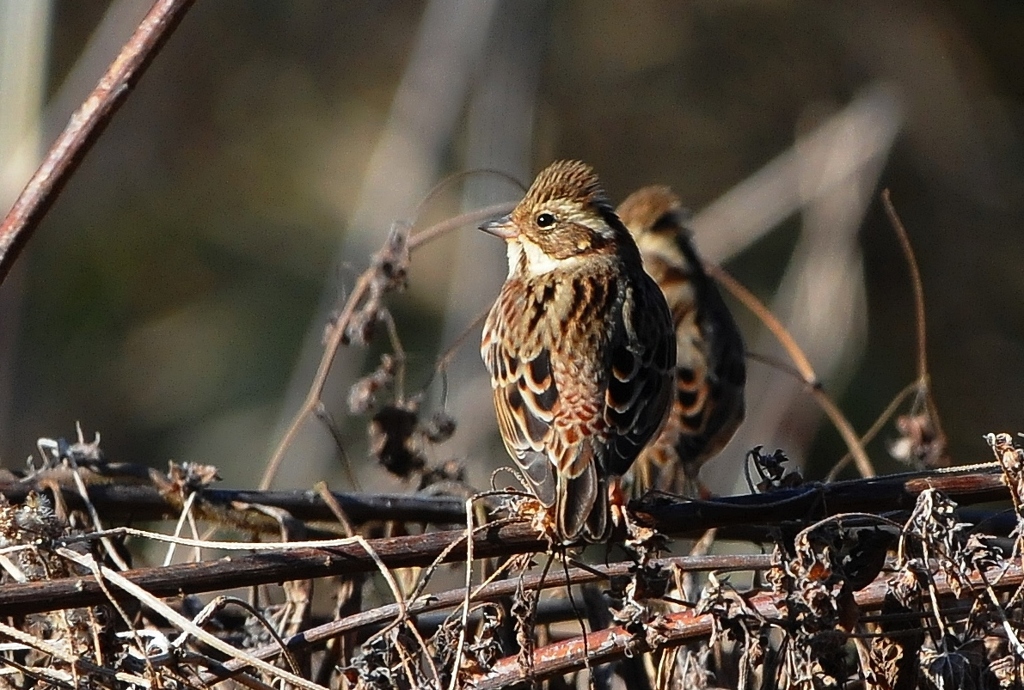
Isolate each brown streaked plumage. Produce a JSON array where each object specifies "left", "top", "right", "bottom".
[
  {"left": 480, "top": 161, "right": 676, "bottom": 543},
  {"left": 617, "top": 185, "right": 746, "bottom": 497}
]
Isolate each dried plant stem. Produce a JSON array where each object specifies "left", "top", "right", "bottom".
[
  {"left": 0, "top": 0, "right": 195, "bottom": 286},
  {"left": 57, "top": 548, "right": 327, "bottom": 690},
  {"left": 259, "top": 202, "right": 515, "bottom": 490},
  {"left": 826, "top": 380, "right": 919, "bottom": 481},
  {"left": 196, "top": 596, "right": 305, "bottom": 677},
  {"left": 259, "top": 267, "right": 374, "bottom": 490},
  {"left": 811, "top": 393, "right": 875, "bottom": 477},
  {"left": 314, "top": 481, "right": 355, "bottom": 536},
  {"left": 0, "top": 618, "right": 150, "bottom": 686},
  {"left": 445, "top": 497, "right": 478, "bottom": 690},
  {"left": 408, "top": 202, "right": 515, "bottom": 252},
  {"left": 882, "top": 189, "right": 948, "bottom": 464},
  {"left": 0, "top": 471, "right": 466, "bottom": 527},
  {"left": 433, "top": 305, "right": 491, "bottom": 377},
  {"left": 472, "top": 559, "right": 1024, "bottom": 687},
  {"left": 202, "top": 552, "right": 773, "bottom": 684},
  {"left": 61, "top": 446, "right": 131, "bottom": 571},
  {"left": 163, "top": 490, "right": 198, "bottom": 565},
  {"left": 882, "top": 191, "right": 927, "bottom": 389},
  {"left": 1, "top": 464, "right": 1008, "bottom": 618},
  {"left": 707, "top": 263, "right": 876, "bottom": 478}
]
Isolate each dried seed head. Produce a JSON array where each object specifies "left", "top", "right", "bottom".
[
  {"left": 748, "top": 446, "right": 802, "bottom": 492},
  {"left": 423, "top": 411, "right": 457, "bottom": 443},
  {"left": 16, "top": 492, "right": 62, "bottom": 541},
  {"left": 889, "top": 412, "right": 946, "bottom": 467},
  {"left": 369, "top": 404, "right": 425, "bottom": 478},
  {"left": 348, "top": 354, "right": 398, "bottom": 414},
  {"left": 165, "top": 461, "right": 221, "bottom": 496}
]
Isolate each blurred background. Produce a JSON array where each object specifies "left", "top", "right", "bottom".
[{"left": 1, "top": 1, "right": 1022, "bottom": 497}]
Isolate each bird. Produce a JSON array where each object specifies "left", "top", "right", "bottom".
[
  {"left": 480, "top": 160, "right": 676, "bottom": 543},
  {"left": 616, "top": 185, "right": 746, "bottom": 497}
]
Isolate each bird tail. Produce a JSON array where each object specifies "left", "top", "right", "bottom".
[{"left": 557, "top": 445, "right": 610, "bottom": 543}]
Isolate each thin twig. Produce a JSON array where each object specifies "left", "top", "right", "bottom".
[
  {"left": 707, "top": 262, "right": 876, "bottom": 478},
  {"left": 259, "top": 267, "right": 375, "bottom": 490},
  {"left": 64, "top": 462, "right": 130, "bottom": 571},
  {"left": 56, "top": 548, "right": 327, "bottom": 690},
  {"left": 471, "top": 559, "right": 1024, "bottom": 687},
  {"left": 411, "top": 170, "right": 523, "bottom": 225},
  {"left": 407, "top": 201, "right": 515, "bottom": 251},
  {"left": 313, "top": 403, "right": 360, "bottom": 490},
  {"left": 162, "top": 490, "right": 197, "bottom": 565},
  {"left": 881, "top": 191, "right": 927, "bottom": 393},
  {"left": 432, "top": 305, "right": 491, "bottom": 381},
  {"left": 825, "top": 380, "right": 919, "bottom": 481},
  {"left": 186, "top": 596, "right": 304, "bottom": 678},
  {"left": 0, "top": 619, "right": 151, "bottom": 687},
  {"left": 881, "top": 189, "right": 948, "bottom": 465},
  {"left": 0, "top": 0, "right": 195, "bottom": 286},
  {"left": 446, "top": 495, "right": 480, "bottom": 690},
  {"left": 201, "top": 552, "right": 773, "bottom": 684},
  {"left": 313, "top": 481, "right": 355, "bottom": 537}
]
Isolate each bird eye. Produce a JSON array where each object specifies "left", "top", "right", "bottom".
[{"left": 536, "top": 212, "right": 556, "bottom": 228}]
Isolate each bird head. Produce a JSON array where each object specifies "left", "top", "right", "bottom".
[
  {"left": 617, "top": 185, "right": 700, "bottom": 277},
  {"left": 480, "top": 160, "right": 636, "bottom": 277}
]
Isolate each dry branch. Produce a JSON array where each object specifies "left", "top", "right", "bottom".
[
  {"left": 708, "top": 263, "right": 876, "bottom": 478},
  {"left": 882, "top": 189, "right": 949, "bottom": 467},
  {"left": 0, "top": 468, "right": 465, "bottom": 527},
  {"left": 0, "top": 0, "right": 195, "bottom": 285},
  {"left": 0, "top": 522, "right": 545, "bottom": 617},
  {"left": 637, "top": 461, "right": 1006, "bottom": 535},
  {"left": 471, "top": 561, "right": 1024, "bottom": 687},
  {"left": 0, "top": 463, "right": 1008, "bottom": 620},
  {"left": 202, "top": 552, "right": 774, "bottom": 684}
]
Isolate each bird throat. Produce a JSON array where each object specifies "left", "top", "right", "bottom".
[{"left": 508, "top": 236, "right": 583, "bottom": 278}]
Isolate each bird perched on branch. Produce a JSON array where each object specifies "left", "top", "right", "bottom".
[
  {"left": 480, "top": 160, "right": 676, "bottom": 543},
  {"left": 616, "top": 186, "right": 746, "bottom": 497}
]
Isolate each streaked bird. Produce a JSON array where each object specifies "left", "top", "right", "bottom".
[
  {"left": 617, "top": 185, "right": 746, "bottom": 497},
  {"left": 480, "top": 161, "right": 676, "bottom": 542}
]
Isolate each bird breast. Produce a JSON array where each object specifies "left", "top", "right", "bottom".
[{"left": 511, "top": 269, "right": 618, "bottom": 358}]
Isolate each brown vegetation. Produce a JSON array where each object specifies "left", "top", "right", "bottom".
[{"left": 2, "top": 3, "right": 1023, "bottom": 689}]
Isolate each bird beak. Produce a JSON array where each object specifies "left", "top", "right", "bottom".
[{"left": 479, "top": 214, "right": 517, "bottom": 240}]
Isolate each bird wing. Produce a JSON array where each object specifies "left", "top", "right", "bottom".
[
  {"left": 618, "top": 185, "right": 747, "bottom": 494},
  {"left": 677, "top": 278, "right": 747, "bottom": 462},
  {"left": 603, "top": 274, "right": 677, "bottom": 477},
  {"left": 481, "top": 293, "right": 558, "bottom": 505}
]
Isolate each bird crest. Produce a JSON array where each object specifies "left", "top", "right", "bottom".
[{"left": 520, "top": 160, "right": 613, "bottom": 213}]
